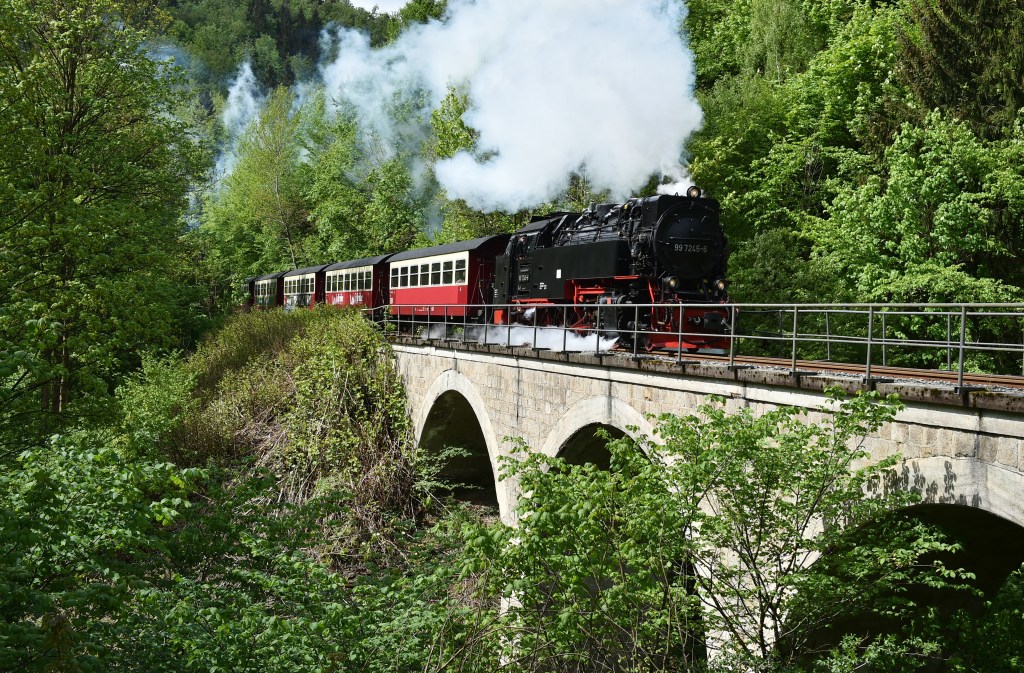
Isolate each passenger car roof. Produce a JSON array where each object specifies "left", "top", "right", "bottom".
[
  {"left": 282, "top": 264, "right": 331, "bottom": 277},
  {"left": 324, "top": 254, "right": 394, "bottom": 271},
  {"left": 254, "top": 270, "right": 288, "bottom": 282},
  {"left": 387, "top": 235, "right": 508, "bottom": 263}
]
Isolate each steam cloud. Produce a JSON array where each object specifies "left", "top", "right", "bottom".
[
  {"left": 216, "top": 62, "right": 264, "bottom": 180},
  {"left": 320, "top": 0, "right": 702, "bottom": 212}
]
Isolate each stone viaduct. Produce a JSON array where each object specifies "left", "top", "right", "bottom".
[{"left": 392, "top": 339, "right": 1024, "bottom": 596}]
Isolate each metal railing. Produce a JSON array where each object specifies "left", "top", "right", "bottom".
[{"left": 380, "top": 302, "right": 1024, "bottom": 387}]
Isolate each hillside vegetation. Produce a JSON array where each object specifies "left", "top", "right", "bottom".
[
  {"left": 0, "top": 309, "right": 468, "bottom": 672},
  {"left": 4, "top": 308, "right": 1023, "bottom": 671}
]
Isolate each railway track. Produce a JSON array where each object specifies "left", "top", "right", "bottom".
[
  {"left": 399, "top": 330, "right": 1024, "bottom": 391},
  {"left": 665, "top": 352, "right": 1024, "bottom": 390}
]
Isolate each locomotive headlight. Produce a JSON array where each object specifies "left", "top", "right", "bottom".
[
  {"left": 663, "top": 276, "right": 681, "bottom": 291},
  {"left": 686, "top": 186, "right": 702, "bottom": 199}
]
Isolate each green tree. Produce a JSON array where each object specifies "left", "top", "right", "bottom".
[
  {"left": 307, "top": 99, "right": 428, "bottom": 260},
  {"left": 901, "top": 0, "right": 1024, "bottom": 137},
  {"left": 201, "top": 86, "right": 312, "bottom": 278},
  {"left": 424, "top": 87, "right": 526, "bottom": 243},
  {"left": 166, "top": 0, "right": 394, "bottom": 89},
  {"left": 812, "top": 113, "right": 1024, "bottom": 303},
  {"left": 385, "top": 0, "right": 448, "bottom": 42},
  {"left": 0, "top": 434, "right": 199, "bottom": 672},
  {"left": 0, "top": 0, "right": 203, "bottom": 450},
  {"left": 468, "top": 392, "right": 971, "bottom": 670}
]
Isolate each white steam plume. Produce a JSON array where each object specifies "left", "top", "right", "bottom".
[
  {"left": 216, "top": 62, "right": 264, "bottom": 181},
  {"left": 320, "top": 0, "right": 702, "bottom": 212}
]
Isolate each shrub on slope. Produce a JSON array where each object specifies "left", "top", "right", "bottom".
[{"left": 119, "top": 307, "right": 417, "bottom": 559}]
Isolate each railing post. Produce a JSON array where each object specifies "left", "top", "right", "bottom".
[
  {"left": 676, "top": 305, "right": 684, "bottom": 361},
  {"left": 595, "top": 304, "right": 601, "bottom": 353},
  {"left": 633, "top": 305, "right": 640, "bottom": 357},
  {"left": 865, "top": 306, "right": 874, "bottom": 380},
  {"left": 791, "top": 306, "right": 799, "bottom": 373},
  {"left": 533, "top": 305, "right": 538, "bottom": 349},
  {"left": 947, "top": 313, "right": 953, "bottom": 371},
  {"left": 728, "top": 305, "right": 737, "bottom": 368},
  {"left": 825, "top": 310, "right": 831, "bottom": 361},
  {"left": 881, "top": 311, "right": 887, "bottom": 367},
  {"left": 562, "top": 305, "right": 567, "bottom": 352},
  {"left": 777, "top": 309, "right": 785, "bottom": 357},
  {"left": 957, "top": 304, "right": 967, "bottom": 389},
  {"left": 444, "top": 305, "right": 449, "bottom": 341}
]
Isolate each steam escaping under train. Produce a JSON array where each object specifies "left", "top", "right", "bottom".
[{"left": 246, "top": 189, "right": 731, "bottom": 351}]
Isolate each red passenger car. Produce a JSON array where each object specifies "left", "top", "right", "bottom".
[
  {"left": 388, "top": 235, "right": 511, "bottom": 321},
  {"left": 253, "top": 271, "right": 287, "bottom": 309},
  {"left": 324, "top": 254, "right": 393, "bottom": 310},
  {"left": 282, "top": 265, "right": 330, "bottom": 310}
]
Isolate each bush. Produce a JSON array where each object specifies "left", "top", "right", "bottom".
[{"left": 118, "top": 307, "right": 417, "bottom": 562}]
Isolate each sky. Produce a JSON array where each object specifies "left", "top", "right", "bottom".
[{"left": 348, "top": 0, "right": 408, "bottom": 13}]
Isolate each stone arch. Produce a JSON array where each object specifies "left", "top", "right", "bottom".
[
  {"left": 888, "top": 456, "right": 1024, "bottom": 531},
  {"left": 416, "top": 369, "right": 512, "bottom": 520},
  {"left": 879, "top": 456, "right": 1024, "bottom": 612},
  {"left": 540, "top": 396, "right": 654, "bottom": 461},
  {"left": 557, "top": 423, "right": 626, "bottom": 469},
  {"left": 902, "top": 502, "right": 1024, "bottom": 603}
]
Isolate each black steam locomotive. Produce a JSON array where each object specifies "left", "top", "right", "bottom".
[{"left": 492, "top": 189, "right": 730, "bottom": 350}]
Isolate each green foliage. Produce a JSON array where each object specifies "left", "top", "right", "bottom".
[
  {"left": 0, "top": 304, "right": 494, "bottom": 673},
  {"left": 0, "top": 435, "right": 199, "bottom": 672},
  {"left": 940, "top": 564, "right": 1024, "bottom": 671},
  {"left": 385, "top": 0, "right": 449, "bottom": 43},
  {"left": 689, "top": 0, "right": 1024, "bottom": 307},
  {"left": 201, "top": 87, "right": 314, "bottom": 278},
  {"left": 431, "top": 87, "right": 478, "bottom": 161},
  {"left": 467, "top": 440, "right": 707, "bottom": 672},
  {"left": 728, "top": 227, "right": 839, "bottom": 302},
  {"left": 645, "top": 392, "right": 970, "bottom": 668},
  {"left": 814, "top": 112, "right": 1024, "bottom": 302},
  {"left": 0, "top": 429, "right": 479, "bottom": 673},
  {"left": 306, "top": 103, "right": 427, "bottom": 260},
  {"left": 167, "top": 0, "right": 394, "bottom": 89},
  {"left": 0, "top": 0, "right": 205, "bottom": 449},
  {"left": 464, "top": 391, "right": 975, "bottom": 671},
  {"left": 118, "top": 308, "right": 418, "bottom": 559},
  {"left": 900, "top": 0, "right": 1024, "bottom": 137}
]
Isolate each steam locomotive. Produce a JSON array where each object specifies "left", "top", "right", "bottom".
[{"left": 246, "top": 188, "right": 730, "bottom": 351}]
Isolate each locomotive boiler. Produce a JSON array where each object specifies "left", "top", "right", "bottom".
[{"left": 493, "top": 189, "right": 730, "bottom": 350}]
